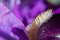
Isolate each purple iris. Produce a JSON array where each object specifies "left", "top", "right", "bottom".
[{"left": 0, "top": 0, "right": 60, "bottom": 40}]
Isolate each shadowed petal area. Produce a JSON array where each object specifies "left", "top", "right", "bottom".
[
  {"left": 0, "top": 30, "right": 16, "bottom": 40},
  {"left": 12, "top": 27, "right": 29, "bottom": 40},
  {"left": 37, "top": 14, "right": 60, "bottom": 40}
]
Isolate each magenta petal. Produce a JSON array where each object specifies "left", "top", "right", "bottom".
[
  {"left": 31, "top": 2, "right": 46, "bottom": 17},
  {"left": 53, "top": 7, "right": 60, "bottom": 14},
  {"left": 13, "top": 5, "right": 23, "bottom": 22}
]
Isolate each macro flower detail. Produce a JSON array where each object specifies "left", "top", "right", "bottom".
[
  {"left": 26, "top": 9, "right": 53, "bottom": 40},
  {"left": 0, "top": 0, "right": 60, "bottom": 40}
]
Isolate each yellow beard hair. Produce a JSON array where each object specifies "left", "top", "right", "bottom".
[{"left": 26, "top": 9, "right": 53, "bottom": 40}]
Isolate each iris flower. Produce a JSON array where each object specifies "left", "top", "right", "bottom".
[{"left": 0, "top": 0, "right": 60, "bottom": 40}]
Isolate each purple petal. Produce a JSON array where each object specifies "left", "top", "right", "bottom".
[{"left": 12, "top": 27, "right": 29, "bottom": 40}]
